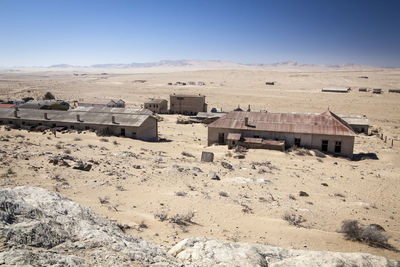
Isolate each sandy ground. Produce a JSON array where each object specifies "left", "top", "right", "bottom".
[{"left": 0, "top": 67, "right": 400, "bottom": 260}]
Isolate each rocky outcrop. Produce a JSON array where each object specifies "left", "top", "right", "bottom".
[
  {"left": 0, "top": 186, "right": 179, "bottom": 266},
  {"left": 1, "top": 187, "right": 399, "bottom": 266},
  {"left": 169, "top": 238, "right": 399, "bottom": 267}
]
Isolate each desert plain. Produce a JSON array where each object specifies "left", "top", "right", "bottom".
[{"left": 0, "top": 64, "right": 399, "bottom": 260}]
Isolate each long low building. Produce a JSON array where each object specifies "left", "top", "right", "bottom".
[
  {"left": 70, "top": 106, "right": 153, "bottom": 115},
  {"left": 322, "top": 87, "right": 350, "bottom": 93},
  {"left": 208, "top": 110, "right": 356, "bottom": 157},
  {"left": 0, "top": 109, "right": 158, "bottom": 141}
]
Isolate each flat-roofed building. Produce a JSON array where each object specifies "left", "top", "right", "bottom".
[
  {"left": 170, "top": 94, "right": 207, "bottom": 115},
  {"left": 208, "top": 110, "right": 356, "bottom": 158},
  {"left": 144, "top": 99, "right": 168, "bottom": 114},
  {"left": 322, "top": 87, "right": 350, "bottom": 93}
]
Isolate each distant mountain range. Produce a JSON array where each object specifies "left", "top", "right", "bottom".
[{"left": 46, "top": 60, "right": 376, "bottom": 69}]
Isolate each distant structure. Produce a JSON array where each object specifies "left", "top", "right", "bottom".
[
  {"left": 70, "top": 106, "right": 153, "bottom": 115},
  {"left": 265, "top": 82, "right": 275, "bottom": 85},
  {"left": 19, "top": 100, "right": 69, "bottom": 110},
  {"left": 197, "top": 81, "right": 206, "bottom": 86},
  {"left": 208, "top": 110, "right": 356, "bottom": 157},
  {"left": 191, "top": 112, "right": 226, "bottom": 124},
  {"left": 389, "top": 89, "right": 400, "bottom": 93},
  {"left": 144, "top": 99, "right": 168, "bottom": 114},
  {"left": 79, "top": 99, "right": 125, "bottom": 108},
  {"left": 0, "top": 109, "right": 158, "bottom": 141},
  {"left": 188, "top": 81, "right": 196, "bottom": 85},
  {"left": 107, "top": 99, "right": 125, "bottom": 108},
  {"left": 169, "top": 94, "right": 207, "bottom": 115},
  {"left": 373, "top": 88, "right": 383, "bottom": 94},
  {"left": 359, "top": 88, "right": 368, "bottom": 92},
  {"left": 322, "top": 87, "right": 350, "bottom": 93}
]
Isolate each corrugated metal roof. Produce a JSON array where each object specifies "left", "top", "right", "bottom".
[
  {"left": 70, "top": 106, "right": 153, "bottom": 115},
  {"left": 0, "top": 104, "right": 16, "bottom": 108},
  {"left": 208, "top": 111, "right": 356, "bottom": 136},
  {"left": 227, "top": 133, "right": 241, "bottom": 140},
  {"left": 196, "top": 112, "right": 226, "bottom": 119},
  {"left": 0, "top": 109, "right": 152, "bottom": 127}
]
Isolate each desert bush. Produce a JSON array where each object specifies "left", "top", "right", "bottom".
[
  {"left": 181, "top": 151, "right": 195, "bottom": 158},
  {"left": 100, "top": 138, "right": 109, "bottom": 142},
  {"left": 117, "top": 223, "right": 131, "bottom": 233},
  {"left": 169, "top": 211, "right": 195, "bottom": 226},
  {"left": 64, "top": 149, "right": 71, "bottom": 154},
  {"left": 113, "top": 140, "right": 119, "bottom": 145},
  {"left": 154, "top": 211, "right": 168, "bottom": 222},
  {"left": 283, "top": 213, "right": 306, "bottom": 227},
  {"left": 55, "top": 143, "right": 63, "bottom": 149},
  {"left": 98, "top": 196, "right": 110, "bottom": 204},
  {"left": 339, "top": 220, "right": 395, "bottom": 250},
  {"left": 15, "top": 134, "right": 25, "bottom": 138},
  {"left": 116, "top": 185, "right": 126, "bottom": 191},
  {"left": 175, "top": 191, "right": 187, "bottom": 197},
  {"left": 74, "top": 137, "right": 82, "bottom": 141},
  {"left": 219, "top": 191, "right": 229, "bottom": 197}
]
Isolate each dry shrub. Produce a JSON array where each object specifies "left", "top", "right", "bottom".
[
  {"left": 154, "top": 211, "right": 168, "bottom": 222},
  {"left": 339, "top": 220, "right": 396, "bottom": 250},
  {"left": 283, "top": 212, "right": 306, "bottom": 227},
  {"left": 169, "top": 211, "right": 195, "bottom": 226}
]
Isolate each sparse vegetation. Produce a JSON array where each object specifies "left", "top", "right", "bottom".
[
  {"left": 100, "top": 138, "right": 109, "bottom": 142},
  {"left": 74, "top": 137, "right": 82, "bottom": 141},
  {"left": 181, "top": 151, "right": 195, "bottom": 158},
  {"left": 175, "top": 191, "right": 187, "bottom": 197},
  {"left": 283, "top": 213, "right": 306, "bottom": 227},
  {"left": 64, "top": 149, "right": 71, "bottom": 154},
  {"left": 339, "top": 220, "right": 396, "bottom": 250},
  {"left": 98, "top": 196, "right": 110, "bottom": 204},
  {"left": 154, "top": 211, "right": 168, "bottom": 222},
  {"left": 219, "top": 191, "right": 229, "bottom": 197}
]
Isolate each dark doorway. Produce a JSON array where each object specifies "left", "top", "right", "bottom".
[
  {"left": 121, "top": 128, "right": 125, "bottom": 136},
  {"left": 321, "top": 140, "right": 328, "bottom": 152},
  {"left": 294, "top": 138, "right": 301, "bottom": 147},
  {"left": 335, "top": 141, "right": 342, "bottom": 153},
  {"left": 218, "top": 133, "right": 225, "bottom": 144}
]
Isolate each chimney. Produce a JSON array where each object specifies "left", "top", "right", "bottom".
[
  {"left": 14, "top": 110, "right": 18, "bottom": 118},
  {"left": 247, "top": 104, "right": 251, "bottom": 112},
  {"left": 76, "top": 114, "right": 80, "bottom": 122},
  {"left": 112, "top": 116, "right": 116, "bottom": 124},
  {"left": 44, "top": 113, "right": 48, "bottom": 120},
  {"left": 244, "top": 117, "right": 249, "bottom": 126}
]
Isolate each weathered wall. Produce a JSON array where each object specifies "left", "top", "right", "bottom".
[
  {"left": 144, "top": 100, "right": 168, "bottom": 114},
  {"left": 170, "top": 96, "right": 206, "bottom": 115},
  {"left": 137, "top": 117, "right": 158, "bottom": 141}
]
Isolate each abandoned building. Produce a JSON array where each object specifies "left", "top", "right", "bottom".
[
  {"left": 144, "top": 99, "right": 168, "bottom": 114},
  {"left": 339, "top": 115, "right": 369, "bottom": 134},
  {"left": 70, "top": 106, "right": 153, "bottom": 115},
  {"left": 19, "top": 100, "right": 69, "bottom": 110},
  {"left": 322, "top": 87, "right": 350, "bottom": 93},
  {"left": 359, "top": 88, "right": 368, "bottom": 92},
  {"left": 78, "top": 99, "right": 126, "bottom": 108},
  {"left": 208, "top": 110, "right": 356, "bottom": 157},
  {"left": 373, "top": 88, "right": 383, "bottom": 94},
  {"left": 169, "top": 94, "right": 207, "bottom": 115},
  {"left": 389, "top": 89, "right": 400, "bottom": 93},
  {"left": 0, "top": 109, "right": 158, "bottom": 141}
]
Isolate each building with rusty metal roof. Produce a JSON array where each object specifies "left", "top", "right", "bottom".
[
  {"left": 0, "top": 109, "right": 157, "bottom": 141},
  {"left": 208, "top": 110, "right": 356, "bottom": 157}
]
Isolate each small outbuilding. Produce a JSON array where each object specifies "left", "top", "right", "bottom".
[
  {"left": 373, "top": 88, "right": 383, "bottom": 94},
  {"left": 322, "top": 87, "right": 350, "bottom": 93}
]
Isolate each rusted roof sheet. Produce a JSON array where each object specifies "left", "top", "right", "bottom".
[
  {"left": 227, "top": 133, "right": 241, "bottom": 140},
  {"left": 209, "top": 111, "right": 355, "bottom": 136},
  {"left": 0, "top": 104, "right": 16, "bottom": 108}
]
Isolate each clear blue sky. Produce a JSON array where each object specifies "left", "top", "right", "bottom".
[{"left": 1, "top": 0, "right": 399, "bottom": 67}]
